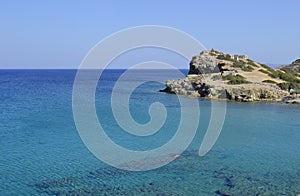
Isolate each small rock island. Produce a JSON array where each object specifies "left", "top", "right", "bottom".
[{"left": 160, "top": 49, "right": 300, "bottom": 103}]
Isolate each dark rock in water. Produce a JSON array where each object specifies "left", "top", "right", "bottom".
[
  {"left": 225, "top": 176, "right": 235, "bottom": 188},
  {"left": 159, "top": 86, "right": 175, "bottom": 94},
  {"left": 34, "top": 182, "right": 50, "bottom": 189},
  {"left": 92, "top": 167, "right": 131, "bottom": 178},
  {"left": 33, "top": 177, "right": 74, "bottom": 190},
  {"left": 215, "top": 190, "right": 231, "bottom": 196}
]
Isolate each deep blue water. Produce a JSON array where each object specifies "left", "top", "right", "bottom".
[{"left": 0, "top": 69, "right": 300, "bottom": 195}]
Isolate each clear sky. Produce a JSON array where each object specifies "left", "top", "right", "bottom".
[{"left": 1, "top": 0, "right": 300, "bottom": 69}]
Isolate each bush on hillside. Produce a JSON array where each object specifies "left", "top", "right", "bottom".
[
  {"left": 222, "top": 74, "right": 251, "bottom": 85},
  {"left": 262, "top": 80, "right": 277, "bottom": 84}
]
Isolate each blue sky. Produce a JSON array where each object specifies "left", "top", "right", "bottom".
[{"left": 0, "top": 0, "right": 300, "bottom": 69}]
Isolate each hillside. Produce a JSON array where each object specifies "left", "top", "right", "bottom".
[
  {"left": 161, "top": 49, "right": 300, "bottom": 103},
  {"left": 281, "top": 59, "right": 300, "bottom": 73}
]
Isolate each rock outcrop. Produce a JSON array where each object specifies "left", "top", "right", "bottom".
[
  {"left": 161, "top": 49, "right": 300, "bottom": 103},
  {"left": 281, "top": 59, "right": 300, "bottom": 73},
  {"left": 188, "top": 52, "right": 219, "bottom": 74}
]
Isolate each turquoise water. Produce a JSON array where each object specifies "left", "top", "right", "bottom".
[{"left": 0, "top": 70, "right": 300, "bottom": 195}]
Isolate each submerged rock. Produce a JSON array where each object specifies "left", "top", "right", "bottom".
[{"left": 285, "top": 98, "right": 300, "bottom": 104}]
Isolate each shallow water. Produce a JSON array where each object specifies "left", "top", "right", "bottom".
[{"left": 0, "top": 69, "right": 299, "bottom": 195}]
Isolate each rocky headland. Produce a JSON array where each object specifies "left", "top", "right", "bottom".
[{"left": 160, "top": 49, "right": 300, "bottom": 103}]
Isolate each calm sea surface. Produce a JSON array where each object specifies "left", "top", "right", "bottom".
[{"left": 0, "top": 69, "right": 299, "bottom": 195}]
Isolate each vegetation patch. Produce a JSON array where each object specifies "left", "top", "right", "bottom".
[
  {"left": 258, "top": 69, "right": 270, "bottom": 75},
  {"left": 268, "top": 71, "right": 279, "bottom": 78},
  {"left": 242, "top": 66, "right": 254, "bottom": 72},
  {"left": 276, "top": 70, "right": 300, "bottom": 83},
  {"left": 247, "top": 59, "right": 259, "bottom": 67},
  {"left": 259, "top": 67, "right": 300, "bottom": 82},
  {"left": 292, "top": 89, "right": 300, "bottom": 94},
  {"left": 216, "top": 54, "right": 256, "bottom": 72},
  {"left": 232, "top": 61, "right": 245, "bottom": 68},
  {"left": 215, "top": 53, "right": 300, "bottom": 88},
  {"left": 262, "top": 80, "right": 277, "bottom": 84},
  {"left": 260, "top": 64, "right": 274, "bottom": 72},
  {"left": 222, "top": 74, "right": 251, "bottom": 85},
  {"left": 232, "top": 61, "right": 254, "bottom": 72},
  {"left": 277, "top": 82, "right": 300, "bottom": 91},
  {"left": 209, "top": 49, "right": 218, "bottom": 56},
  {"left": 217, "top": 54, "right": 235, "bottom": 62},
  {"left": 277, "top": 69, "right": 300, "bottom": 83}
]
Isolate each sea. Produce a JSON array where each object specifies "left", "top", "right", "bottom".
[{"left": 0, "top": 69, "right": 299, "bottom": 195}]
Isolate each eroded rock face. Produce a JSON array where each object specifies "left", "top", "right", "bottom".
[
  {"left": 224, "top": 84, "right": 289, "bottom": 102},
  {"left": 162, "top": 78, "right": 289, "bottom": 102},
  {"left": 161, "top": 50, "right": 293, "bottom": 102},
  {"left": 188, "top": 51, "right": 219, "bottom": 74}
]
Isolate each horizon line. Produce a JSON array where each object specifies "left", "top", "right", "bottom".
[{"left": 0, "top": 68, "right": 190, "bottom": 70}]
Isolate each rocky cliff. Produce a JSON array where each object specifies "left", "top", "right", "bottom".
[{"left": 161, "top": 49, "right": 300, "bottom": 103}]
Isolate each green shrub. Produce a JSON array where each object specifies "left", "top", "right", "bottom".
[
  {"left": 277, "top": 82, "right": 290, "bottom": 90},
  {"left": 258, "top": 69, "right": 270, "bottom": 75},
  {"left": 292, "top": 89, "right": 300, "bottom": 94},
  {"left": 268, "top": 71, "right": 279, "bottom": 78},
  {"left": 247, "top": 59, "right": 259, "bottom": 67},
  {"left": 217, "top": 55, "right": 225, "bottom": 60},
  {"left": 242, "top": 66, "right": 254, "bottom": 72},
  {"left": 222, "top": 74, "right": 251, "bottom": 85},
  {"left": 227, "top": 79, "right": 251, "bottom": 85},
  {"left": 262, "top": 80, "right": 277, "bottom": 84},
  {"left": 277, "top": 82, "right": 300, "bottom": 91},
  {"left": 222, "top": 74, "right": 243, "bottom": 80},
  {"left": 259, "top": 67, "right": 300, "bottom": 82},
  {"left": 232, "top": 61, "right": 255, "bottom": 72},
  {"left": 258, "top": 64, "right": 281, "bottom": 78},
  {"left": 217, "top": 55, "right": 235, "bottom": 62},
  {"left": 232, "top": 61, "right": 245, "bottom": 68},
  {"left": 280, "top": 68, "right": 298, "bottom": 75},
  {"left": 260, "top": 64, "right": 274, "bottom": 72},
  {"left": 209, "top": 49, "right": 217, "bottom": 56},
  {"left": 260, "top": 64, "right": 281, "bottom": 78},
  {"left": 277, "top": 70, "right": 300, "bottom": 83}
]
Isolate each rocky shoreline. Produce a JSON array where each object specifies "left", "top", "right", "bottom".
[{"left": 160, "top": 50, "right": 300, "bottom": 104}]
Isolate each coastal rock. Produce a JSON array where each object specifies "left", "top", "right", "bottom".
[
  {"left": 224, "top": 84, "right": 289, "bottom": 102},
  {"left": 188, "top": 51, "right": 219, "bottom": 74},
  {"left": 161, "top": 49, "right": 298, "bottom": 103},
  {"left": 285, "top": 98, "right": 300, "bottom": 104}
]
